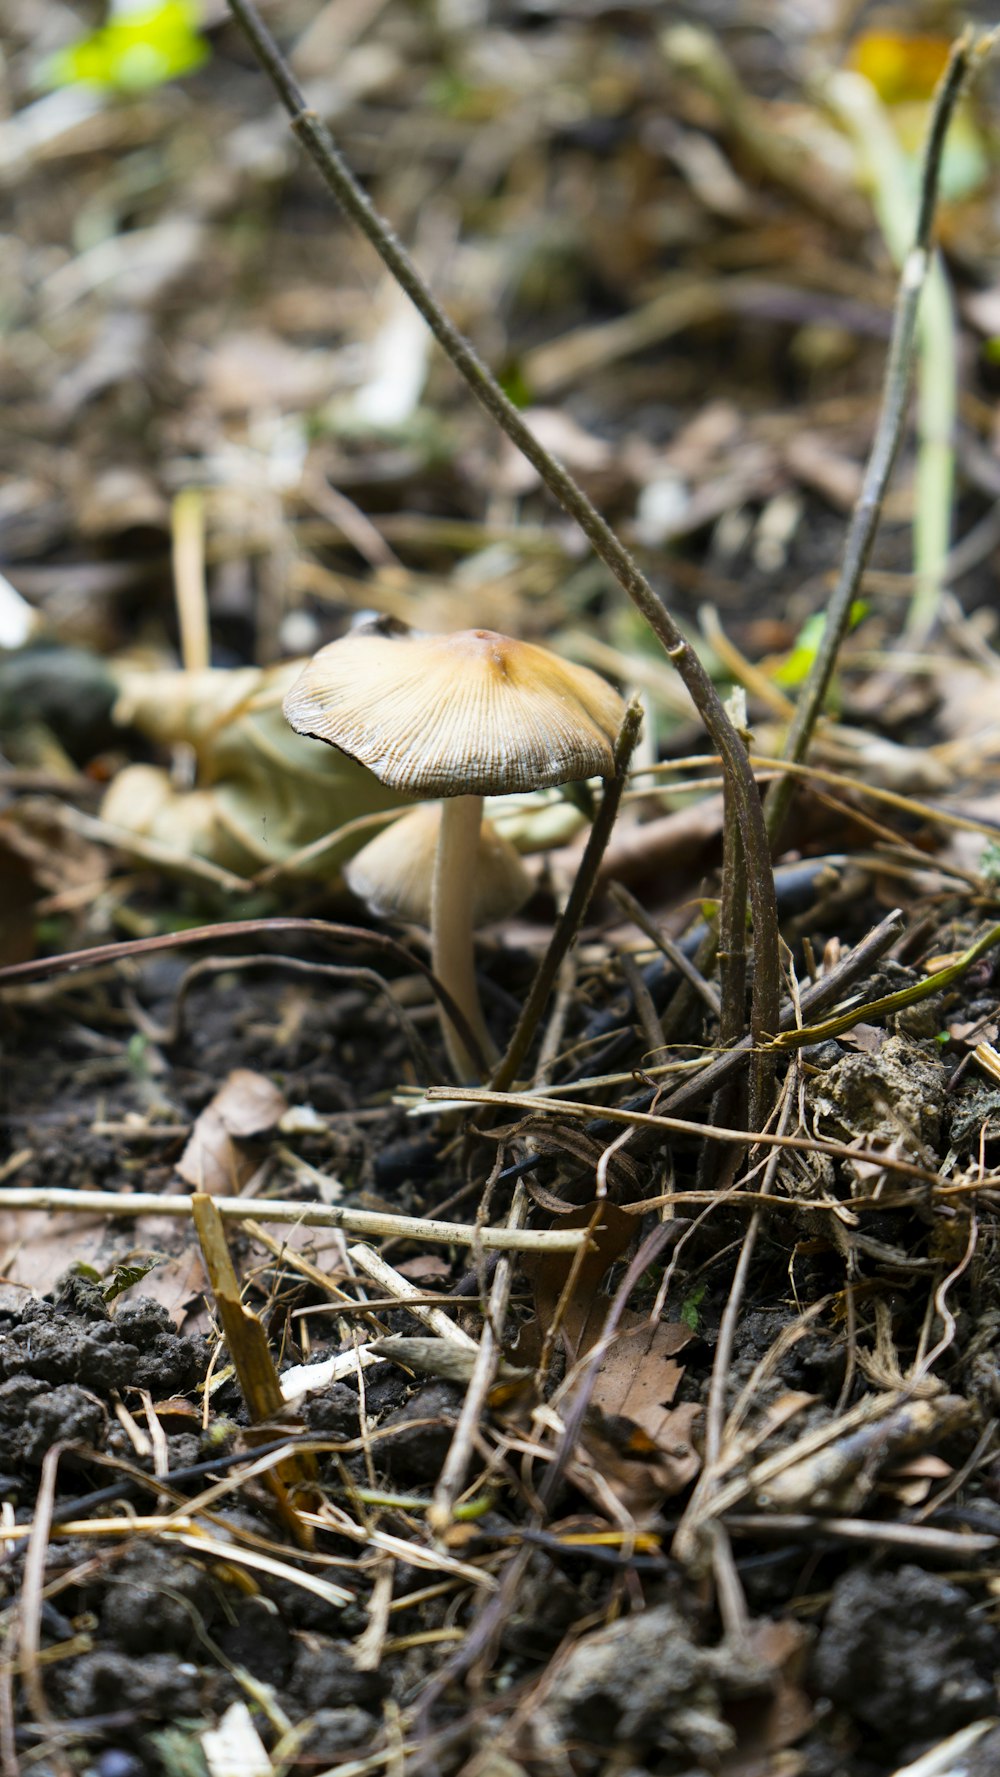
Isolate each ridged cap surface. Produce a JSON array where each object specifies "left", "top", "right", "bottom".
[{"left": 282, "top": 627, "right": 625, "bottom": 796}]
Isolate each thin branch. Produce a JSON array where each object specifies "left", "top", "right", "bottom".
[
  {"left": 490, "top": 700, "right": 643, "bottom": 1093},
  {"left": 421, "top": 1085, "right": 945, "bottom": 1187},
  {"left": 428, "top": 1184, "right": 527, "bottom": 1531},
  {"left": 765, "top": 31, "right": 986, "bottom": 847},
  {"left": 224, "top": 0, "right": 781, "bottom": 1097},
  {"left": 0, "top": 1187, "right": 588, "bottom": 1252}
]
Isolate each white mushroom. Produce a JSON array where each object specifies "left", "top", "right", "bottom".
[{"left": 283, "top": 624, "right": 625, "bottom": 1077}]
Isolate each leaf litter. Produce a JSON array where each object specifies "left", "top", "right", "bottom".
[{"left": 1, "top": 4, "right": 1000, "bottom": 1776}]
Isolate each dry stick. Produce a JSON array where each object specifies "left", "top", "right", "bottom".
[
  {"left": 0, "top": 1186, "right": 587, "bottom": 1251},
  {"left": 720, "top": 1514, "right": 995, "bottom": 1559},
  {"left": 764, "top": 31, "right": 984, "bottom": 850},
  {"left": 607, "top": 881, "right": 721, "bottom": 1017},
  {"left": 223, "top": 0, "right": 782, "bottom": 1119},
  {"left": 347, "top": 1243, "right": 479, "bottom": 1351},
  {"left": 0, "top": 1641, "right": 16, "bottom": 1777},
  {"left": 427, "top": 1184, "right": 528, "bottom": 1532},
  {"left": 423, "top": 1087, "right": 945, "bottom": 1188},
  {"left": 491, "top": 700, "right": 644, "bottom": 1093},
  {"left": 17, "top": 1442, "right": 72, "bottom": 1777},
  {"left": 699, "top": 759, "right": 750, "bottom": 1194},
  {"left": 192, "top": 1193, "right": 317, "bottom": 1548}
]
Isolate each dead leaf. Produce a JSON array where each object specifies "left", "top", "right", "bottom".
[
  {"left": 176, "top": 1068, "right": 287, "bottom": 1196},
  {"left": 588, "top": 1315, "right": 692, "bottom": 1441},
  {"left": 526, "top": 1201, "right": 636, "bottom": 1361},
  {"left": 719, "top": 1618, "right": 813, "bottom": 1776},
  {"left": 580, "top": 1399, "right": 702, "bottom": 1508},
  {"left": 574, "top": 1315, "right": 701, "bottom": 1508}
]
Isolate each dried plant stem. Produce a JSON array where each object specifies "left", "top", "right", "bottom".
[
  {"left": 764, "top": 31, "right": 984, "bottom": 848},
  {"left": 224, "top": 0, "right": 781, "bottom": 1099},
  {"left": 706, "top": 763, "right": 750, "bottom": 1165},
  {"left": 428, "top": 1185, "right": 527, "bottom": 1531},
  {"left": 0, "top": 1186, "right": 587, "bottom": 1251},
  {"left": 423, "top": 1086, "right": 944, "bottom": 1187},
  {"left": 192, "top": 1194, "right": 317, "bottom": 1546},
  {"left": 347, "top": 1243, "right": 479, "bottom": 1350},
  {"left": 673, "top": 1076, "right": 795, "bottom": 1575},
  {"left": 17, "top": 1443, "right": 70, "bottom": 1777},
  {"left": 491, "top": 700, "right": 643, "bottom": 1092}
]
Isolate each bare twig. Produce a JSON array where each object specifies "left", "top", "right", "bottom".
[
  {"left": 721, "top": 1514, "right": 994, "bottom": 1559},
  {"left": 347, "top": 1244, "right": 479, "bottom": 1351},
  {"left": 0, "top": 1187, "right": 589, "bottom": 1251},
  {"left": 491, "top": 700, "right": 644, "bottom": 1092},
  {"left": 17, "top": 1443, "right": 72, "bottom": 1777},
  {"left": 607, "top": 882, "right": 721, "bottom": 1018},
  {"left": 421, "top": 1085, "right": 945, "bottom": 1187},
  {"left": 224, "top": 0, "right": 782, "bottom": 1100},
  {"left": 428, "top": 1185, "right": 528, "bottom": 1531}
]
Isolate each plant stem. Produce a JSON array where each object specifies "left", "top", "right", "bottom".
[
  {"left": 764, "top": 32, "right": 982, "bottom": 849},
  {"left": 490, "top": 699, "right": 644, "bottom": 1093},
  {"left": 0, "top": 1187, "right": 589, "bottom": 1251},
  {"left": 225, "top": 0, "right": 781, "bottom": 1105},
  {"left": 433, "top": 793, "right": 495, "bottom": 1079}
]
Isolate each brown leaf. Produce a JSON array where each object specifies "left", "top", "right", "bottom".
[
  {"left": 576, "top": 1315, "right": 701, "bottom": 1509},
  {"left": 176, "top": 1068, "right": 287, "bottom": 1196},
  {"left": 526, "top": 1201, "right": 637, "bottom": 1361},
  {"left": 572, "top": 1399, "right": 702, "bottom": 1515},
  {"left": 719, "top": 1619, "right": 813, "bottom": 1776},
  {"left": 588, "top": 1315, "right": 692, "bottom": 1441}
]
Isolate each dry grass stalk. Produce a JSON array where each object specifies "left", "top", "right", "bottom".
[
  {"left": 0, "top": 1186, "right": 589, "bottom": 1251},
  {"left": 192, "top": 1193, "right": 317, "bottom": 1548}
]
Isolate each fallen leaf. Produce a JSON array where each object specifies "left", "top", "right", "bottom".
[
  {"left": 719, "top": 1618, "right": 813, "bottom": 1776},
  {"left": 588, "top": 1315, "right": 692, "bottom": 1441},
  {"left": 176, "top": 1068, "right": 287, "bottom": 1196},
  {"left": 526, "top": 1201, "right": 636, "bottom": 1361}
]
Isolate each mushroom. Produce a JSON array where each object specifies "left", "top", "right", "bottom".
[
  {"left": 282, "top": 623, "right": 625, "bottom": 1077},
  {"left": 345, "top": 803, "right": 533, "bottom": 929}
]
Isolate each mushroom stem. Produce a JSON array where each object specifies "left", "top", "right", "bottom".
[{"left": 432, "top": 794, "right": 498, "bottom": 1079}]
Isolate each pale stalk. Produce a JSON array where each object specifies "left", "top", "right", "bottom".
[{"left": 432, "top": 795, "right": 496, "bottom": 1079}]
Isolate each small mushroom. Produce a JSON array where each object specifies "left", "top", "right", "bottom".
[
  {"left": 345, "top": 803, "right": 533, "bottom": 928},
  {"left": 283, "top": 623, "right": 625, "bottom": 1077}
]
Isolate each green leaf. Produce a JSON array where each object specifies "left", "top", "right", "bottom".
[
  {"left": 44, "top": 1, "right": 208, "bottom": 95},
  {"left": 680, "top": 1283, "right": 706, "bottom": 1332},
  {"left": 772, "top": 601, "right": 868, "bottom": 691},
  {"left": 104, "top": 1252, "right": 169, "bottom": 1302}
]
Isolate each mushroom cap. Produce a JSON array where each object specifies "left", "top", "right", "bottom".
[
  {"left": 282, "top": 626, "right": 625, "bottom": 796},
  {"left": 345, "top": 803, "right": 533, "bottom": 927}
]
